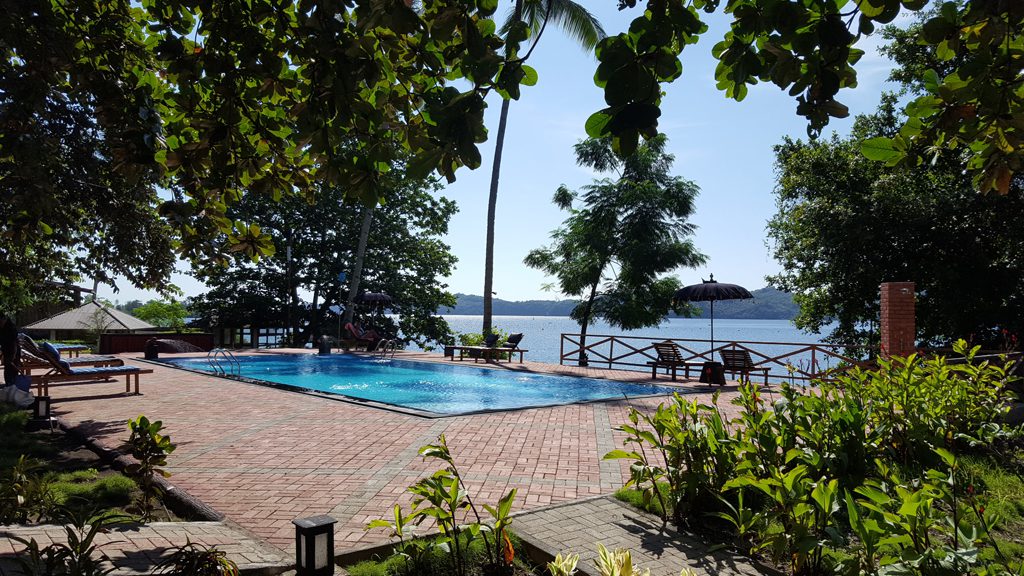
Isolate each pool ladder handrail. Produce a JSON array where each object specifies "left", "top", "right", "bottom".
[
  {"left": 375, "top": 339, "right": 398, "bottom": 360},
  {"left": 207, "top": 348, "right": 241, "bottom": 376}
]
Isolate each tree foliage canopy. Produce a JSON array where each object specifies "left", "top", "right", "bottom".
[
  {"left": 132, "top": 300, "right": 190, "bottom": 331},
  {"left": 1, "top": 0, "right": 1020, "bottom": 310},
  {"left": 525, "top": 135, "right": 705, "bottom": 342},
  {"left": 768, "top": 95, "right": 1024, "bottom": 347},
  {"left": 187, "top": 160, "right": 458, "bottom": 346}
]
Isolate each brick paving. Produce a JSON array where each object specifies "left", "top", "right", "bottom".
[
  {"left": 0, "top": 522, "right": 289, "bottom": 575},
  {"left": 13, "top": 349, "right": 757, "bottom": 559},
  {"left": 512, "top": 497, "right": 774, "bottom": 576}
]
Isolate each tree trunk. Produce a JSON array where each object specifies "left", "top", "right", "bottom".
[
  {"left": 343, "top": 205, "right": 375, "bottom": 325},
  {"left": 578, "top": 281, "right": 600, "bottom": 366},
  {"left": 483, "top": 0, "right": 523, "bottom": 336}
]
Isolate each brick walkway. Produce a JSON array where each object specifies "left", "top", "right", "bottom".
[
  {"left": 0, "top": 522, "right": 290, "bottom": 575},
  {"left": 21, "top": 350, "right": 754, "bottom": 555},
  {"left": 513, "top": 497, "right": 774, "bottom": 576}
]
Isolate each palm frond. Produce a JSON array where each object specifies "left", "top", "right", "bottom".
[{"left": 500, "top": 0, "right": 606, "bottom": 51}]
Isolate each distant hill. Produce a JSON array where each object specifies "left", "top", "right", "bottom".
[{"left": 441, "top": 287, "right": 798, "bottom": 320}]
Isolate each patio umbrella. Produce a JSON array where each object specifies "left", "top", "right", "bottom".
[
  {"left": 673, "top": 274, "right": 753, "bottom": 354},
  {"left": 356, "top": 292, "right": 393, "bottom": 327}
]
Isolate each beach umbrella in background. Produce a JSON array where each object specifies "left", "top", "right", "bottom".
[
  {"left": 673, "top": 274, "right": 753, "bottom": 353},
  {"left": 356, "top": 292, "right": 393, "bottom": 327}
]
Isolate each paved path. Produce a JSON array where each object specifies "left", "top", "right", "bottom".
[
  {"left": 29, "top": 350, "right": 757, "bottom": 553},
  {"left": 513, "top": 497, "right": 775, "bottom": 576},
  {"left": 0, "top": 522, "right": 290, "bottom": 575}
]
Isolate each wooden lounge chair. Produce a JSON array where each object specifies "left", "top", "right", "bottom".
[
  {"left": 48, "top": 343, "right": 90, "bottom": 357},
  {"left": 719, "top": 349, "right": 770, "bottom": 386},
  {"left": 497, "top": 333, "right": 528, "bottom": 363},
  {"left": 20, "top": 336, "right": 151, "bottom": 396},
  {"left": 343, "top": 322, "right": 379, "bottom": 350},
  {"left": 453, "top": 334, "right": 500, "bottom": 362},
  {"left": 648, "top": 341, "right": 703, "bottom": 381},
  {"left": 20, "top": 353, "right": 124, "bottom": 375}
]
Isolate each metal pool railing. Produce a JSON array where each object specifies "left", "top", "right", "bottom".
[{"left": 559, "top": 333, "right": 876, "bottom": 385}]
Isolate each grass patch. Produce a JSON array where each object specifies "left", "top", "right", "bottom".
[
  {"left": 0, "top": 403, "right": 151, "bottom": 521},
  {"left": 614, "top": 482, "right": 672, "bottom": 519}
]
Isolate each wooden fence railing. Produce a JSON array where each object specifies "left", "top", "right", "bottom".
[{"left": 559, "top": 333, "right": 876, "bottom": 384}]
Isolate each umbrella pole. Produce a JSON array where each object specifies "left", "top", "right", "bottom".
[{"left": 710, "top": 299, "right": 715, "bottom": 358}]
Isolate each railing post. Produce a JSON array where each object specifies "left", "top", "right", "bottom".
[
  {"left": 609, "top": 338, "right": 614, "bottom": 369},
  {"left": 560, "top": 334, "right": 565, "bottom": 366}
]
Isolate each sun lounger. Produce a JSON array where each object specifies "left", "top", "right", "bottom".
[
  {"left": 647, "top": 341, "right": 703, "bottom": 381},
  {"left": 450, "top": 333, "right": 529, "bottom": 363},
  {"left": 19, "top": 335, "right": 151, "bottom": 396},
  {"left": 720, "top": 349, "right": 770, "bottom": 386},
  {"left": 20, "top": 353, "right": 124, "bottom": 375},
  {"left": 48, "top": 343, "right": 90, "bottom": 357}
]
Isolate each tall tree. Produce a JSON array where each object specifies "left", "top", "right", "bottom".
[
  {"left": 525, "top": 135, "right": 706, "bottom": 365},
  {"left": 768, "top": 96, "right": 1024, "bottom": 349},
  {"left": 189, "top": 161, "right": 458, "bottom": 347},
  {"left": 482, "top": 0, "right": 606, "bottom": 335}
]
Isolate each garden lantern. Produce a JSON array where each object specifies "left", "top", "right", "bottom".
[
  {"left": 293, "top": 514, "right": 336, "bottom": 576},
  {"left": 32, "top": 395, "right": 50, "bottom": 421}
]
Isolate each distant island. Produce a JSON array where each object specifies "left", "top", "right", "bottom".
[{"left": 441, "top": 287, "right": 799, "bottom": 320}]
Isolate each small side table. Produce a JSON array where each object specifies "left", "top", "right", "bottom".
[{"left": 699, "top": 361, "right": 726, "bottom": 385}]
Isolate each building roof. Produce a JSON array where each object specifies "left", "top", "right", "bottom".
[{"left": 24, "top": 300, "right": 155, "bottom": 332}]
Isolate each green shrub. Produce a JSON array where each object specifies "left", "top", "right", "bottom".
[{"left": 606, "top": 340, "right": 1021, "bottom": 575}]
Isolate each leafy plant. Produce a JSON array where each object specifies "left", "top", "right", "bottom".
[
  {"left": 0, "top": 455, "right": 59, "bottom": 524},
  {"left": 594, "top": 544, "right": 648, "bottom": 576},
  {"left": 547, "top": 552, "right": 580, "bottom": 576},
  {"left": 123, "top": 415, "right": 176, "bottom": 520},
  {"left": 368, "top": 435, "right": 518, "bottom": 576},
  {"left": 609, "top": 343, "right": 1022, "bottom": 575},
  {"left": 155, "top": 540, "right": 240, "bottom": 576},
  {"left": 605, "top": 392, "right": 734, "bottom": 527},
  {"left": 12, "top": 507, "right": 130, "bottom": 576}
]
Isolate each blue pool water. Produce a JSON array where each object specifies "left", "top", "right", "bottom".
[{"left": 163, "top": 354, "right": 680, "bottom": 415}]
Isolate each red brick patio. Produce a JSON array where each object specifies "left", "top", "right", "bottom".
[{"left": 43, "top": 350, "right": 751, "bottom": 552}]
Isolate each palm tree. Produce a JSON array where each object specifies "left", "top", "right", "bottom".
[{"left": 482, "top": 0, "right": 606, "bottom": 335}]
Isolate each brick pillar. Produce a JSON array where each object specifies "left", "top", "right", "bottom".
[{"left": 880, "top": 282, "right": 916, "bottom": 357}]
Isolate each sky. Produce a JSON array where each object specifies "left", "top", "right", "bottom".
[{"left": 96, "top": 3, "right": 903, "bottom": 306}]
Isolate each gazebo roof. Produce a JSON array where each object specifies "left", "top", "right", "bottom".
[{"left": 24, "top": 300, "right": 155, "bottom": 332}]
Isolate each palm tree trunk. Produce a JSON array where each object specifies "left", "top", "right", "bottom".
[
  {"left": 483, "top": 0, "right": 523, "bottom": 336},
  {"left": 343, "top": 205, "right": 375, "bottom": 325}
]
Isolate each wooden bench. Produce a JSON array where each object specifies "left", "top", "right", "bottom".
[
  {"left": 647, "top": 341, "right": 703, "bottom": 381},
  {"left": 719, "top": 349, "right": 770, "bottom": 386}
]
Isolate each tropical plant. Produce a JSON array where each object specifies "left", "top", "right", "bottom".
[
  {"left": 123, "top": 415, "right": 176, "bottom": 521},
  {"left": 367, "top": 435, "right": 518, "bottom": 576},
  {"left": 12, "top": 507, "right": 130, "bottom": 576},
  {"left": 547, "top": 552, "right": 580, "bottom": 576},
  {"left": 525, "top": 135, "right": 705, "bottom": 365},
  {"left": 481, "top": 0, "right": 606, "bottom": 335},
  {"left": 607, "top": 341, "right": 1019, "bottom": 575},
  {"left": 594, "top": 544, "right": 648, "bottom": 576},
  {"left": 155, "top": 540, "right": 240, "bottom": 576},
  {"left": 0, "top": 455, "right": 59, "bottom": 524}
]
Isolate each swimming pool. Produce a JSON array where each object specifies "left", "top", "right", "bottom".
[{"left": 162, "top": 354, "right": 681, "bottom": 416}]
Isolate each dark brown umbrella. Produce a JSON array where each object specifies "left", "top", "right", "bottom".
[
  {"left": 356, "top": 292, "right": 393, "bottom": 327},
  {"left": 673, "top": 274, "right": 753, "bottom": 353}
]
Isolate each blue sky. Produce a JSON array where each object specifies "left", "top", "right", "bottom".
[{"left": 98, "top": 3, "right": 903, "bottom": 305}]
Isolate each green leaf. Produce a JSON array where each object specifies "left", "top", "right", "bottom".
[
  {"left": 585, "top": 110, "right": 614, "bottom": 137},
  {"left": 860, "top": 137, "right": 902, "bottom": 163},
  {"left": 520, "top": 65, "right": 538, "bottom": 87}
]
